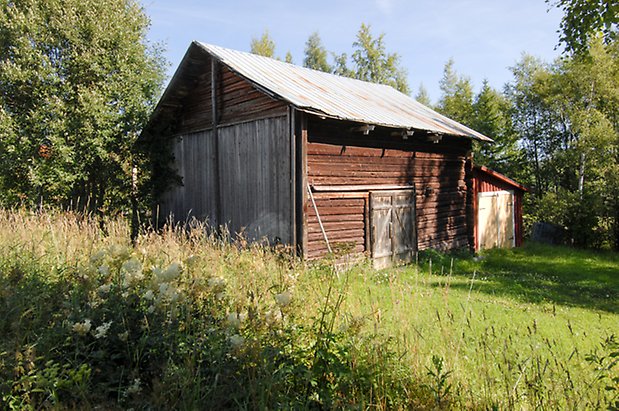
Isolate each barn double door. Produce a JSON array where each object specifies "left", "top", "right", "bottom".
[
  {"left": 477, "top": 190, "right": 515, "bottom": 249},
  {"left": 370, "top": 190, "right": 417, "bottom": 269}
]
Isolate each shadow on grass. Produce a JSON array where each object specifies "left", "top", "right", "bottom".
[{"left": 423, "top": 242, "right": 619, "bottom": 313}]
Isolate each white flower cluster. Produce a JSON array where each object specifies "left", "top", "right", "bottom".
[
  {"left": 126, "top": 378, "right": 141, "bottom": 395},
  {"left": 229, "top": 334, "right": 245, "bottom": 349},
  {"left": 72, "top": 319, "right": 92, "bottom": 336},
  {"left": 154, "top": 262, "right": 182, "bottom": 283},
  {"left": 275, "top": 290, "right": 293, "bottom": 307},
  {"left": 226, "top": 312, "right": 247, "bottom": 329},
  {"left": 122, "top": 258, "right": 144, "bottom": 288},
  {"left": 94, "top": 321, "right": 113, "bottom": 339}
]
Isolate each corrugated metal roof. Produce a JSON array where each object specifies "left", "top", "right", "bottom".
[{"left": 197, "top": 41, "right": 493, "bottom": 142}]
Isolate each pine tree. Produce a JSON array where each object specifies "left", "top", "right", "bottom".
[
  {"left": 350, "top": 23, "right": 410, "bottom": 94},
  {"left": 415, "top": 84, "right": 432, "bottom": 107},
  {"left": 303, "top": 32, "right": 331, "bottom": 72},
  {"left": 471, "top": 80, "right": 521, "bottom": 175},
  {"left": 437, "top": 59, "right": 474, "bottom": 125}
]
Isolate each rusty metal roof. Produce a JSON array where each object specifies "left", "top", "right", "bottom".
[{"left": 197, "top": 42, "right": 493, "bottom": 142}]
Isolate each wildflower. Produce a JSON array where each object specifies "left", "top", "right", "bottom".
[
  {"left": 226, "top": 312, "right": 246, "bottom": 329},
  {"left": 158, "top": 282, "right": 180, "bottom": 302},
  {"left": 110, "top": 244, "right": 130, "bottom": 259},
  {"left": 275, "top": 290, "right": 293, "bottom": 307},
  {"left": 126, "top": 378, "right": 141, "bottom": 395},
  {"left": 265, "top": 309, "right": 282, "bottom": 326},
  {"left": 97, "top": 283, "right": 111, "bottom": 294},
  {"left": 118, "top": 331, "right": 129, "bottom": 342},
  {"left": 185, "top": 254, "right": 198, "bottom": 266},
  {"left": 229, "top": 334, "right": 245, "bottom": 349},
  {"left": 207, "top": 276, "right": 226, "bottom": 289},
  {"left": 90, "top": 250, "right": 106, "bottom": 263},
  {"left": 98, "top": 265, "right": 110, "bottom": 276},
  {"left": 122, "top": 258, "right": 143, "bottom": 276},
  {"left": 72, "top": 319, "right": 92, "bottom": 336},
  {"left": 94, "top": 321, "right": 113, "bottom": 339},
  {"left": 156, "top": 262, "right": 182, "bottom": 283}
]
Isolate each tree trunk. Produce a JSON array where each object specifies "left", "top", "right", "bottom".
[{"left": 577, "top": 152, "right": 586, "bottom": 199}]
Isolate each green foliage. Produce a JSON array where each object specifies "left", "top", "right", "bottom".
[
  {"left": 350, "top": 23, "right": 410, "bottom": 94},
  {"left": 0, "top": 0, "right": 165, "bottom": 212},
  {"left": 548, "top": 0, "right": 619, "bottom": 55},
  {"left": 250, "top": 30, "right": 276, "bottom": 58},
  {"left": 415, "top": 83, "right": 433, "bottom": 107},
  {"left": 1, "top": 210, "right": 617, "bottom": 409},
  {"left": 423, "top": 355, "right": 452, "bottom": 408},
  {"left": 471, "top": 80, "right": 523, "bottom": 177},
  {"left": 506, "top": 40, "right": 619, "bottom": 248},
  {"left": 285, "top": 51, "right": 294, "bottom": 64},
  {"left": 585, "top": 334, "right": 619, "bottom": 409},
  {"left": 303, "top": 32, "right": 331, "bottom": 72},
  {"left": 437, "top": 59, "right": 474, "bottom": 125}
]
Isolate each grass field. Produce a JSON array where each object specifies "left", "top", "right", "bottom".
[{"left": 0, "top": 210, "right": 617, "bottom": 409}]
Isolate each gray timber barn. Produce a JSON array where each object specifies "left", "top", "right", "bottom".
[{"left": 141, "top": 42, "right": 493, "bottom": 267}]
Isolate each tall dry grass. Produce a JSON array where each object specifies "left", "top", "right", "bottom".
[{"left": 0, "top": 208, "right": 616, "bottom": 409}]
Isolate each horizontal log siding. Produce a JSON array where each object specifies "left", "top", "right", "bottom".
[
  {"left": 306, "top": 130, "right": 472, "bottom": 253},
  {"left": 177, "top": 61, "right": 287, "bottom": 134},
  {"left": 307, "top": 193, "right": 367, "bottom": 259}
]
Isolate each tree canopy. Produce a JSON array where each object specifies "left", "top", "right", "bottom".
[
  {"left": 0, "top": 0, "right": 165, "bottom": 212},
  {"left": 349, "top": 24, "right": 409, "bottom": 94},
  {"left": 437, "top": 59, "right": 474, "bottom": 125},
  {"left": 303, "top": 32, "right": 331, "bottom": 72},
  {"left": 548, "top": 0, "right": 619, "bottom": 54},
  {"left": 250, "top": 30, "right": 276, "bottom": 58}
]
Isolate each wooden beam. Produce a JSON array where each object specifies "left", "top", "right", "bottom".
[
  {"left": 296, "top": 111, "right": 308, "bottom": 256},
  {"left": 211, "top": 57, "right": 221, "bottom": 227},
  {"left": 289, "top": 107, "right": 296, "bottom": 249},
  {"left": 311, "top": 184, "right": 415, "bottom": 192}
]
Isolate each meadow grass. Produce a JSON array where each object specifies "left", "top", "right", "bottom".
[{"left": 0, "top": 209, "right": 617, "bottom": 409}]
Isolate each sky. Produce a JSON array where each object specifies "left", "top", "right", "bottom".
[{"left": 143, "top": 0, "right": 564, "bottom": 103}]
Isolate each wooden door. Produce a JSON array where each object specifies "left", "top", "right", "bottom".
[
  {"left": 370, "top": 190, "right": 417, "bottom": 269},
  {"left": 477, "top": 190, "right": 515, "bottom": 249}
]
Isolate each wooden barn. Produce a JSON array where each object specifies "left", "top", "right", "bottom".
[
  {"left": 140, "top": 42, "right": 495, "bottom": 267},
  {"left": 472, "top": 166, "right": 527, "bottom": 251}
]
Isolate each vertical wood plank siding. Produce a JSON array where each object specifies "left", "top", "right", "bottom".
[
  {"left": 306, "top": 121, "right": 472, "bottom": 258},
  {"left": 159, "top": 129, "right": 218, "bottom": 224},
  {"left": 218, "top": 116, "right": 292, "bottom": 243},
  {"left": 161, "top": 117, "right": 292, "bottom": 243},
  {"left": 472, "top": 169, "right": 526, "bottom": 248},
  {"left": 159, "top": 56, "right": 292, "bottom": 244}
]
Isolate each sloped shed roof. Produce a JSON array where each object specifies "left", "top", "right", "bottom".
[{"left": 147, "top": 41, "right": 493, "bottom": 142}]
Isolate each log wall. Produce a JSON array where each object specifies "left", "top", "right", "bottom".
[
  {"left": 176, "top": 61, "right": 287, "bottom": 135},
  {"left": 306, "top": 118, "right": 472, "bottom": 258}
]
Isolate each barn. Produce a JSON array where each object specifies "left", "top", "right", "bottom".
[
  {"left": 140, "top": 41, "right": 495, "bottom": 267},
  {"left": 472, "top": 166, "right": 527, "bottom": 251}
]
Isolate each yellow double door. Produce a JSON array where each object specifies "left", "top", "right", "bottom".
[{"left": 478, "top": 191, "right": 515, "bottom": 249}]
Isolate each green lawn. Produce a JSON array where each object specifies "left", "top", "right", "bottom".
[{"left": 450, "top": 242, "right": 618, "bottom": 312}]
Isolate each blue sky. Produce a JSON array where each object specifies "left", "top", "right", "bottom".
[{"left": 143, "top": 0, "right": 563, "bottom": 103}]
